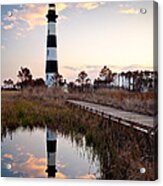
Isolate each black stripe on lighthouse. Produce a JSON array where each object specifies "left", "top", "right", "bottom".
[
  {"left": 46, "top": 61, "right": 58, "bottom": 73},
  {"left": 47, "top": 35, "right": 57, "bottom": 47},
  {"left": 47, "top": 140, "right": 57, "bottom": 152}
]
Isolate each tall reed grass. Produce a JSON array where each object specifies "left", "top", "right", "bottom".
[{"left": 68, "top": 88, "right": 157, "bottom": 116}]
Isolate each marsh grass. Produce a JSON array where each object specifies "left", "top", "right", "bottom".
[
  {"left": 68, "top": 88, "right": 157, "bottom": 116},
  {"left": 1, "top": 88, "right": 157, "bottom": 180}
]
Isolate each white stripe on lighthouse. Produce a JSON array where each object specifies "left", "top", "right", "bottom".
[
  {"left": 47, "top": 48, "right": 57, "bottom": 61},
  {"left": 48, "top": 153, "right": 56, "bottom": 166},
  {"left": 47, "top": 128, "right": 57, "bottom": 141},
  {"left": 48, "top": 22, "right": 56, "bottom": 35}
]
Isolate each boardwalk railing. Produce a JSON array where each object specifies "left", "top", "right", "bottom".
[{"left": 66, "top": 100, "right": 158, "bottom": 135}]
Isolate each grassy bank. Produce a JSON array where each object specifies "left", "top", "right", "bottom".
[
  {"left": 1, "top": 88, "right": 157, "bottom": 180},
  {"left": 2, "top": 88, "right": 67, "bottom": 128}
]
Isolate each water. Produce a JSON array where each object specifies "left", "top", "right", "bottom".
[{"left": 1, "top": 127, "right": 101, "bottom": 179}]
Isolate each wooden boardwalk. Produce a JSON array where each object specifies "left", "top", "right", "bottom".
[{"left": 67, "top": 100, "right": 158, "bottom": 135}]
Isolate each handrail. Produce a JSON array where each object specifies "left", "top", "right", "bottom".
[{"left": 66, "top": 100, "right": 157, "bottom": 135}]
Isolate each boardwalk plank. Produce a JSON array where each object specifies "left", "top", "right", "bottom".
[{"left": 67, "top": 100, "right": 157, "bottom": 133}]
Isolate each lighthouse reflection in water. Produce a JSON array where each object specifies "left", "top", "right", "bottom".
[
  {"left": 1, "top": 127, "right": 100, "bottom": 178},
  {"left": 46, "top": 127, "right": 57, "bottom": 177}
]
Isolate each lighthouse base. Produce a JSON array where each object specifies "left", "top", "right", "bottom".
[{"left": 46, "top": 73, "right": 57, "bottom": 87}]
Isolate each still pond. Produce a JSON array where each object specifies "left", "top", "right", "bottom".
[{"left": 1, "top": 127, "right": 102, "bottom": 179}]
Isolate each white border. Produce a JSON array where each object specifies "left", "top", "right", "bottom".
[{"left": 0, "top": 0, "right": 162, "bottom": 186}]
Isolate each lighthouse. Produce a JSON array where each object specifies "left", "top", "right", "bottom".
[
  {"left": 46, "top": 127, "right": 57, "bottom": 177},
  {"left": 45, "top": 4, "right": 58, "bottom": 87}
]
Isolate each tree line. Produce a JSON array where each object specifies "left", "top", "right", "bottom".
[
  {"left": 2, "top": 67, "right": 66, "bottom": 90},
  {"left": 68, "top": 66, "right": 157, "bottom": 92},
  {"left": 2, "top": 66, "right": 157, "bottom": 92}
]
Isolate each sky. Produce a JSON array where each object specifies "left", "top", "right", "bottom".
[{"left": 1, "top": 1, "right": 154, "bottom": 84}]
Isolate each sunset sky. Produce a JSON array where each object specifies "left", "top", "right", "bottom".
[{"left": 1, "top": 1, "right": 154, "bottom": 84}]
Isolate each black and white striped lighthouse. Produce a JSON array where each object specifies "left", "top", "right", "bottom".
[
  {"left": 45, "top": 4, "right": 58, "bottom": 87},
  {"left": 46, "top": 127, "right": 57, "bottom": 177}
]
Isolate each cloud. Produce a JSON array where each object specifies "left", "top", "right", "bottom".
[
  {"left": 63, "top": 65, "right": 118, "bottom": 73},
  {"left": 2, "top": 2, "right": 104, "bottom": 34},
  {"left": 121, "top": 64, "right": 153, "bottom": 71},
  {"left": 57, "top": 161, "right": 67, "bottom": 168},
  {"left": 63, "top": 65, "right": 101, "bottom": 71},
  {"left": 11, "top": 152, "right": 67, "bottom": 178},
  {"left": 78, "top": 174, "right": 96, "bottom": 179},
  {"left": 56, "top": 3, "right": 68, "bottom": 12},
  {"left": 77, "top": 3, "right": 99, "bottom": 10},
  {"left": 3, "top": 153, "right": 14, "bottom": 160},
  {"left": 62, "top": 65, "right": 101, "bottom": 82},
  {"left": 3, "top": 23, "right": 14, "bottom": 30},
  {"left": 77, "top": 2, "right": 104, "bottom": 10},
  {"left": 2, "top": 4, "right": 46, "bottom": 32},
  {"left": 62, "top": 64, "right": 153, "bottom": 82},
  {"left": 56, "top": 172, "right": 67, "bottom": 179},
  {"left": 84, "top": 65, "right": 101, "bottom": 69},
  {"left": 58, "top": 15, "right": 68, "bottom": 22},
  {"left": 2, "top": 3, "right": 68, "bottom": 33},
  {"left": 17, "top": 4, "right": 47, "bottom": 30},
  {"left": 119, "top": 8, "right": 139, "bottom": 14},
  {"left": 63, "top": 66, "right": 79, "bottom": 71},
  {"left": 12, "top": 153, "right": 47, "bottom": 177}
]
